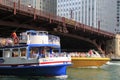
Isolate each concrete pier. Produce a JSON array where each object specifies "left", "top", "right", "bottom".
[{"left": 110, "top": 56, "right": 120, "bottom": 61}]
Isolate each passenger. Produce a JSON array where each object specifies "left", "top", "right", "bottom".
[
  {"left": 21, "top": 50, "right": 26, "bottom": 57},
  {"left": 40, "top": 49, "right": 46, "bottom": 58},
  {"left": 31, "top": 50, "right": 39, "bottom": 58}
]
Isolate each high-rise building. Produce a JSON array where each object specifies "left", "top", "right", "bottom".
[
  {"left": 13, "top": 0, "right": 57, "bottom": 15},
  {"left": 116, "top": 0, "right": 120, "bottom": 33},
  {"left": 57, "top": 0, "right": 117, "bottom": 33}
]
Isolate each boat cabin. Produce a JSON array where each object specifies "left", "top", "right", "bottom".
[{"left": 0, "top": 30, "right": 71, "bottom": 76}]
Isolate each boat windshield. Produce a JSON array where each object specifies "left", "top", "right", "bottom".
[{"left": 29, "top": 47, "right": 61, "bottom": 58}]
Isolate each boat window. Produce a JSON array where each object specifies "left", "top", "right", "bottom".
[
  {"left": 51, "top": 49, "right": 59, "bottom": 57},
  {"left": 30, "top": 47, "right": 39, "bottom": 58},
  {"left": 43, "top": 32, "right": 48, "bottom": 35},
  {"left": 38, "top": 32, "right": 48, "bottom": 35},
  {"left": 0, "top": 50, "right": 3, "bottom": 57},
  {"left": 38, "top": 32, "right": 44, "bottom": 35},
  {"left": 3, "top": 49, "right": 11, "bottom": 58},
  {"left": 40, "top": 47, "right": 57, "bottom": 58},
  {"left": 31, "top": 32, "right": 36, "bottom": 35},
  {"left": 41, "top": 48, "right": 48, "bottom": 58},
  {"left": 42, "top": 48, "right": 59, "bottom": 57},
  {"left": 20, "top": 48, "right": 26, "bottom": 57},
  {"left": 21, "top": 34, "right": 27, "bottom": 40},
  {"left": 12, "top": 48, "right": 19, "bottom": 57}
]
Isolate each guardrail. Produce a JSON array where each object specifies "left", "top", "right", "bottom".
[{"left": 0, "top": 0, "right": 115, "bottom": 37}]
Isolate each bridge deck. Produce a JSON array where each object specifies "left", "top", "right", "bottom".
[{"left": 0, "top": 0, "right": 114, "bottom": 38}]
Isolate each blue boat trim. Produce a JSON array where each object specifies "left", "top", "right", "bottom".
[{"left": 28, "top": 44, "right": 60, "bottom": 48}]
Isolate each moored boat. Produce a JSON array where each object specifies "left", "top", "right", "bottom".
[
  {"left": 0, "top": 30, "right": 71, "bottom": 76},
  {"left": 69, "top": 49, "right": 110, "bottom": 68}
]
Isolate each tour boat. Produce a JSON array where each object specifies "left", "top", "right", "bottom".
[
  {"left": 0, "top": 30, "right": 71, "bottom": 76},
  {"left": 70, "top": 50, "right": 110, "bottom": 68}
]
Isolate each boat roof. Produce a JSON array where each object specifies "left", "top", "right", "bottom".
[{"left": 28, "top": 44, "right": 60, "bottom": 48}]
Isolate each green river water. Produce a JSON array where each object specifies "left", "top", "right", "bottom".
[{"left": 0, "top": 61, "right": 120, "bottom": 80}]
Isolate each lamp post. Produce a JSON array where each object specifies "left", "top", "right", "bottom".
[
  {"left": 98, "top": 20, "right": 100, "bottom": 31},
  {"left": 18, "top": 0, "right": 20, "bottom": 9},
  {"left": 70, "top": 9, "right": 73, "bottom": 19},
  {"left": 34, "top": 0, "right": 36, "bottom": 9}
]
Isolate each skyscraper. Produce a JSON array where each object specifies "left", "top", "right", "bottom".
[
  {"left": 57, "top": 0, "right": 117, "bottom": 33},
  {"left": 13, "top": 0, "right": 57, "bottom": 15}
]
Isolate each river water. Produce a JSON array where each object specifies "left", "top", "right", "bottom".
[{"left": 0, "top": 61, "right": 120, "bottom": 80}]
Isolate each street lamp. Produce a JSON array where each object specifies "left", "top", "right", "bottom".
[{"left": 70, "top": 9, "right": 73, "bottom": 19}]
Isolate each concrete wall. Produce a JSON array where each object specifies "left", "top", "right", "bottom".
[{"left": 115, "top": 34, "right": 120, "bottom": 56}]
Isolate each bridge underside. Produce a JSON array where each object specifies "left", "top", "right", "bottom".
[
  {"left": 60, "top": 36, "right": 97, "bottom": 52},
  {"left": 0, "top": 25, "right": 100, "bottom": 52},
  {"left": 0, "top": 24, "right": 97, "bottom": 52}
]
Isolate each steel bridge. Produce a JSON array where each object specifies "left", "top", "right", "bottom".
[{"left": 0, "top": 0, "right": 115, "bottom": 54}]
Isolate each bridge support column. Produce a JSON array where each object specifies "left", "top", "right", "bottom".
[{"left": 106, "top": 34, "right": 120, "bottom": 58}]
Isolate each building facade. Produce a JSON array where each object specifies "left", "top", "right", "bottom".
[
  {"left": 57, "top": 0, "right": 117, "bottom": 33},
  {"left": 34, "top": 0, "right": 57, "bottom": 15},
  {"left": 13, "top": 0, "right": 57, "bottom": 15}
]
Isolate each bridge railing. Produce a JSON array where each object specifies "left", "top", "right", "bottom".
[
  {"left": 0, "top": 0, "right": 14, "bottom": 8},
  {"left": 0, "top": 0, "right": 115, "bottom": 37}
]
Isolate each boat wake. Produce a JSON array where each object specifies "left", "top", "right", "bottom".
[
  {"left": 76, "top": 66, "right": 99, "bottom": 69},
  {"left": 106, "top": 61, "right": 120, "bottom": 66},
  {"left": 54, "top": 75, "right": 68, "bottom": 79}
]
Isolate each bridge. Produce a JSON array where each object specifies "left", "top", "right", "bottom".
[{"left": 0, "top": 0, "right": 115, "bottom": 54}]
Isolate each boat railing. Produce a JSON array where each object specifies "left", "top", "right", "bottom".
[
  {"left": 19, "top": 32, "right": 27, "bottom": 43},
  {"left": 69, "top": 50, "right": 102, "bottom": 58},
  {"left": 19, "top": 31, "right": 49, "bottom": 44},
  {"left": 48, "top": 35, "right": 60, "bottom": 46},
  {"left": 39, "top": 52, "right": 70, "bottom": 58},
  {"left": 19, "top": 31, "right": 60, "bottom": 46}
]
